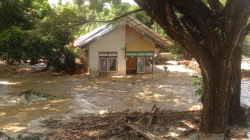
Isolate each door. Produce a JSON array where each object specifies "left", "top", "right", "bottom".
[
  {"left": 126, "top": 57, "right": 137, "bottom": 74},
  {"left": 137, "top": 57, "right": 145, "bottom": 73}
]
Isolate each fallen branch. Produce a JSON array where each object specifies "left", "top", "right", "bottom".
[
  {"left": 110, "top": 117, "right": 123, "bottom": 128},
  {"left": 148, "top": 104, "right": 159, "bottom": 128},
  {"left": 72, "top": 114, "right": 143, "bottom": 119},
  {"left": 7, "top": 94, "right": 18, "bottom": 99},
  {"left": 125, "top": 123, "right": 155, "bottom": 140},
  {"left": 65, "top": 109, "right": 74, "bottom": 113}
]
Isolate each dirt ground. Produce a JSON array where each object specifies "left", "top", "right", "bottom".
[{"left": 0, "top": 61, "right": 250, "bottom": 139}]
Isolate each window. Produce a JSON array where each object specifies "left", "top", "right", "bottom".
[
  {"left": 137, "top": 57, "right": 145, "bottom": 73},
  {"left": 100, "top": 58, "right": 108, "bottom": 72},
  {"left": 81, "top": 49, "right": 88, "bottom": 57},
  {"left": 99, "top": 52, "right": 117, "bottom": 72}
]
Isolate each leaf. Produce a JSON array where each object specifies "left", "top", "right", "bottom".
[{"left": 136, "top": 117, "right": 144, "bottom": 123}]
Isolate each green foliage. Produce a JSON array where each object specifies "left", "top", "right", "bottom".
[
  {"left": 21, "top": 89, "right": 64, "bottom": 103},
  {"left": 89, "top": 0, "right": 122, "bottom": 13},
  {"left": 47, "top": 46, "right": 77, "bottom": 72},
  {"left": 0, "top": 132, "right": 48, "bottom": 140},
  {"left": 136, "top": 117, "right": 144, "bottom": 123},
  {"left": 242, "top": 54, "right": 245, "bottom": 59},
  {"left": 0, "top": 27, "right": 26, "bottom": 61},
  {"left": 214, "top": 27, "right": 226, "bottom": 41},
  {"left": 0, "top": 132, "right": 16, "bottom": 140},
  {"left": 192, "top": 76, "right": 204, "bottom": 103},
  {"left": 0, "top": 0, "right": 173, "bottom": 74},
  {"left": 247, "top": 121, "right": 250, "bottom": 127},
  {"left": 0, "top": 0, "right": 33, "bottom": 32},
  {"left": 31, "top": 0, "right": 51, "bottom": 19},
  {"left": 201, "top": 0, "right": 227, "bottom": 7},
  {"left": 242, "top": 36, "right": 250, "bottom": 56},
  {"left": 154, "top": 55, "right": 168, "bottom": 64},
  {"left": 157, "top": 28, "right": 186, "bottom": 54},
  {"left": 45, "top": 46, "right": 74, "bottom": 68}
]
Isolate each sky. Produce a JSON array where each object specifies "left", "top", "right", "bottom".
[{"left": 48, "top": 0, "right": 136, "bottom": 6}]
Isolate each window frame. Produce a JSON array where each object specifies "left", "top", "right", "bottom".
[
  {"left": 99, "top": 52, "right": 118, "bottom": 73},
  {"left": 137, "top": 57, "right": 146, "bottom": 73}
]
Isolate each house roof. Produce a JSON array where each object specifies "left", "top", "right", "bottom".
[
  {"left": 119, "top": 16, "right": 174, "bottom": 47},
  {"left": 74, "top": 16, "right": 174, "bottom": 49},
  {"left": 73, "top": 24, "right": 109, "bottom": 47}
]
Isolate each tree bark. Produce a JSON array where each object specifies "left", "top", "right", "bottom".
[
  {"left": 198, "top": 54, "right": 234, "bottom": 138},
  {"left": 228, "top": 40, "right": 247, "bottom": 126}
]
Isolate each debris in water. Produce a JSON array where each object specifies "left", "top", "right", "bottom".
[{"left": 19, "top": 89, "right": 64, "bottom": 103}]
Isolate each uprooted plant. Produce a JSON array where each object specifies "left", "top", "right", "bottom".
[{"left": 19, "top": 89, "right": 64, "bottom": 103}]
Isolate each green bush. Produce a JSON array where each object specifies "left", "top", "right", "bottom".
[{"left": 47, "top": 47, "right": 76, "bottom": 72}]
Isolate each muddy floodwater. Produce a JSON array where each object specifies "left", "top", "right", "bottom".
[{"left": 0, "top": 62, "right": 250, "bottom": 136}]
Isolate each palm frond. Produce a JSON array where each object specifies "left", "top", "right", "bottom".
[
  {"left": 20, "top": 89, "right": 64, "bottom": 103},
  {"left": 0, "top": 132, "right": 16, "bottom": 140}
]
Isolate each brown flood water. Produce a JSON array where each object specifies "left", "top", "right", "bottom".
[{"left": 0, "top": 63, "right": 249, "bottom": 135}]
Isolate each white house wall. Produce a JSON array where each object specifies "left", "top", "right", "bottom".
[{"left": 88, "top": 26, "right": 126, "bottom": 76}]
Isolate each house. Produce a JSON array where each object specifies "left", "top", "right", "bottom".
[{"left": 73, "top": 16, "right": 174, "bottom": 76}]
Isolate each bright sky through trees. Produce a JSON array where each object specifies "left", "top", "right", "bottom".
[{"left": 48, "top": 0, "right": 137, "bottom": 6}]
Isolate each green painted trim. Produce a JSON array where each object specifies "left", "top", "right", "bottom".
[{"left": 126, "top": 52, "right": 153, "bottom": 57}]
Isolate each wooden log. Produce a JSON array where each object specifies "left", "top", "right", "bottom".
[{"left": 125, "top": 123, "right": 155, "bottom": 140}]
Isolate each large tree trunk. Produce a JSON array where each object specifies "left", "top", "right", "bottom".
[
  {"left": 198, "top": 55, "right": 232, "bottom": 139},
  {"left": 198, "top": 44, "right": 246, "bottom": 139},
  {"left": 134, "top": 0, "right": 250, "bottom": 139},
  {"left": 228, "top": 41, "right": 247, "bottom": 126}
]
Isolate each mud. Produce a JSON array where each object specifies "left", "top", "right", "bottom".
[{"left": 0, "top": 62, "right": 250, "bottom": 138}]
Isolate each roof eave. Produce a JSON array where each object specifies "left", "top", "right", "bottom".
[{"left": 125, "top": 22, "right": 170, "bottom": 49}]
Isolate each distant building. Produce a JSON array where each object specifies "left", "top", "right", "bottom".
[{"left": 73, "top": 16, "right": 174, "bottom": 76}]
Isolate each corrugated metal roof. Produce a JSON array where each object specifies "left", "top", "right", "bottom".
[
  {"left": 76, "top": 16, "right": 174, "bottom": 49},
  {"left": 78, "top": 22, "right": 127, "bottom": 48},
  {"left": 73, "top": 24, "right": 109, "bottom": 47},
  {"left": 120, "top": 16, "right": 174, "bottom": 47}
]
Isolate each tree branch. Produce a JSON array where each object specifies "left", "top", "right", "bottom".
[
  {"left": 134, "top": 0, "right": 199, "bottom": 55},
  {"left": 89, "top": 9, "right": 143, "bottom": 23},
  {"left": 25, "top": 9, "right": 143, "bottom": 41},
  {"left": 206, "top": 0, "right": 223, "bottom": 10},
  {"left": 173, "top": 0, "right": 210, "bottom": 33},
  {"left": 134, "top": 0, "right": 215, "bottom": 69}
]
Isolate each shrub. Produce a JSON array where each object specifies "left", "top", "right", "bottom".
[
  {"left": 48, "top": 47, "right": 76, "bottom": 72},
  {"left": 154, "top": 55, "right": 169, "bottom": 64}
]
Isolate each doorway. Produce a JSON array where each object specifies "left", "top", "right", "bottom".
[{"left": 126, "top": 57, "right": 137, "bottom": 74}]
